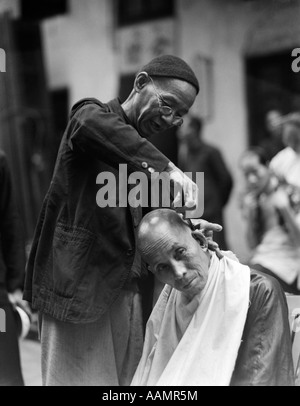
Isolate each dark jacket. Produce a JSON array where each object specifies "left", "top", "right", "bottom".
[
  {"left": 182, "top": 142, "right": 233, "bottom": 221},
  {"left": 0, "top": 151, "right": 25, "bottom": 304},
  {"left": 231, "top": 270, "right": 295, "bottom": 386},
  {"left": 181, "top": 142, "right": 233, "bottom": 249},
  {"left": 24, "top": 98, "right": 169, "bottom": 323}
]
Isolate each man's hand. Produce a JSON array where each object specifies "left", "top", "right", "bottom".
[
  {"left": 8, "top": 289, "right": 32, "bottom": 319},
  {"left": 166, "top": 162, "right": 198, "bottom": 212},
  {"left": 8, "top": 289, "right": 23, "bottom": 306},
  {"left": 271, "top": 188, "right": 290, "bottom": 211},
  {"left": 189, "top": 219, "right": 224, "bottom": 259}
]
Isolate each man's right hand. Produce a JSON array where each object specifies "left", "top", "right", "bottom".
[{"left": 165, "top": 162, "right": 198, "bottom": 213}]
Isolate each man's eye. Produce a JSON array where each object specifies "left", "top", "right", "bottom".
[
  {"left": 160, "top": 96, "right": 171, "bottom": 108},
  {"left": 157, "top": 264, "right": 170, "bottom": 273},
  {"left": 176, "top": 248, "right": 187, "bottom": 257}
]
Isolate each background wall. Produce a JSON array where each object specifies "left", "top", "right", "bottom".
[
  {"left": 41, "top": 0, "right": 118, "bottom": 104},
  {"left": 0, "top": 0, "right": 20, "bottom": 17}
]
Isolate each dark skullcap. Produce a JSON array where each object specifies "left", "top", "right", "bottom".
[{"left": 140, "top": 55, "right": 200, "bottom": 94}]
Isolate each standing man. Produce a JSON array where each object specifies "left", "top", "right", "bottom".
[
  {"left": 24, "top": 55, "right": 221, "bottom": 386},
  {"left": 178, "top": 115, "right": 233, "bottom": 249},
  {"left": 270, "top": 112, "right": 300, "bottom": 189},
  {"left": 259, "top": 109, "right": 285, "bottom": 162},
  {"left": 0, "top": 150, "right": 26, "bottom": 386}
]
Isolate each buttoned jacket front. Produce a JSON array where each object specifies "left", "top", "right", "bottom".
[{"left": 24, "top": 98, "right": 169, "bottom": 323}]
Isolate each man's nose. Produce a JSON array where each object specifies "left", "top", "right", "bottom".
[
  {"left": 171, "top": 261, "right": 187, "bottom": 280},
  {"left": 161, "top": 114, "right": 174, "bottom": 127},
  {"left": 161, "top": 114, "right": 183, "bottom": 128},
  {"left": 248, "top": 174, "right": 257, "bottom": 185}
]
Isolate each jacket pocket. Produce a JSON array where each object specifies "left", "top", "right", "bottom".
[{"left": 52, "top": 223, "right": 96, "bottom": 298}]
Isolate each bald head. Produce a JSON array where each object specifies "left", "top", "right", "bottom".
[
  {"left": 137, "top": 209, "right": 210, "bottom": 298},
  {"left": 137, "top": 209, "right": 190, "bottom": 262}
]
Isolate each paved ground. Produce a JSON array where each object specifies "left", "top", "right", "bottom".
[
  {"left": 19, "top": 338, "right": 42, "bottom": 386},
  {"left": 18, "top": 331, "right": 300, "bottom": 387}
]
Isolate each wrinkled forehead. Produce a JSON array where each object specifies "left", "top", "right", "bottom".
[
  {"left": 140, "top": 221, "right": 189, "bottom": 263},
  {"left": 157, "top": 79, "right": 197, "bottom": 109},
  {"left": 147, "top": 248, "right": 177, "bottom": 271}
]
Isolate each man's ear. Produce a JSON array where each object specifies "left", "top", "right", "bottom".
[
  {"left": 134, "top": 72, "right": 150, "bottom": 93},
  {"left": 192, "top": 230, "right": 208, "bottom": 250}
]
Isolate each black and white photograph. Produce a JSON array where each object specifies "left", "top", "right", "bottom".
[{"left": 0, "top": 0, "right": 300, "bottom": 389}]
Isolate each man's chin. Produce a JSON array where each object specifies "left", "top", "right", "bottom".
[
  {"left": 139, "top": 130, "right": 152, "bottom": 139},
  {"left": 177, "top": 280, "right": 201, "bottom": 295},
  {"left": 180, "top": 286, "right": 202, "bottom": 302}
]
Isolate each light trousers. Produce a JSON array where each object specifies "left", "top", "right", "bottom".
[{"left": 39, "top": 290, "right": 144, "bottom": 386}]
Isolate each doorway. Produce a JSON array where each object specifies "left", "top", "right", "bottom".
[{"left": 246, "top": 51, "right": 300, "bottom": 146}]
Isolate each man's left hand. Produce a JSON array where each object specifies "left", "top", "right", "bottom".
[
  {"left": 8, "top": 289, "right": 23, "bottom": 306},
  {"left": 8, "top": 289, "right": 32, "bottom": 318},
  {"left": 189, "top": 219, "right": 224, "bottom": 259}
]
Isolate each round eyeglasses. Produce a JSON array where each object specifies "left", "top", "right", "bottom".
[{"left": 149, "top": 76, "right": 184, "bottom": 127}]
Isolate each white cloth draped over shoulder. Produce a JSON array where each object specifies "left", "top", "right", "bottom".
[{"left": 131, "top": 253, "right": 251, "bottom": 386}]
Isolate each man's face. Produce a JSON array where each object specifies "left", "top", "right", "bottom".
[
  {"left": 241, "top": 154, "right": 270, "bottom": 194},
  {"left": 265, "top": 110, "right": 282, "bottom": 138},
  {"left": 135, "top": 76, "right": 197, "bottom": 138},
  {"left": 282, "top": 123, "right": 300, "bottom": 153},
  {"left": 146, "top": 226, "right": 210, "bottom": 299}
]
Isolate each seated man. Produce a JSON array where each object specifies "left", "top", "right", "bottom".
[{"left": 131, "top": 209, "right": 295, "bottom": 386}]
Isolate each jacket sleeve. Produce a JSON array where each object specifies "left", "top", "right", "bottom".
[
  {"left": 0, "top": 153, "right": 26, "bottom": 293},
  {"left": 68, "top": 103, "right": 170, "bottom": 177},
  {"left": 230, "top": 272, "right": 295, "bottom": 386}
]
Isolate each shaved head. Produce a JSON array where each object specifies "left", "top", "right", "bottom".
[
  {"left": 137, "top": 209, "right": 210, "bottom": 298},
  {"left": 137, "top": 209, "right": 190, "bottom": 263}
]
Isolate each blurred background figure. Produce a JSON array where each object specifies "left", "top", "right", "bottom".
[
  {"left": 0, "top": 149, "right": 27, "bottom": 386},
  {"left": 177, "top": 115, "right": 233, "bottom": 250},
  {"left": 258, "top": 109, "right": 285, "bottom": 162},
  {"left": 270, "top": 112, "right": 300, "bottom": 188},
  {"left": 239, "top": 147, "right": 300, "bottom": 295}
]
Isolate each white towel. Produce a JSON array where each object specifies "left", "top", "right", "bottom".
[{"left": 131, "top": 253, "right": 250, "bottom": 386}]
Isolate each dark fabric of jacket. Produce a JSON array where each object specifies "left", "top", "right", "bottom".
[
  {"left": 181, "top": 142, "right": 233, "bottom": 249},
  {"left": 182, "top": 142, "right": 233, "bottom": 217},
  {"left": 24, "top": 98, "right": 170, "bottom": 323},
  {"left": 0, "top": 150, "right": 25, "bottom": 305},
  {"left": 230, "top": 270, "right": 295, "bottom": 386}
]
